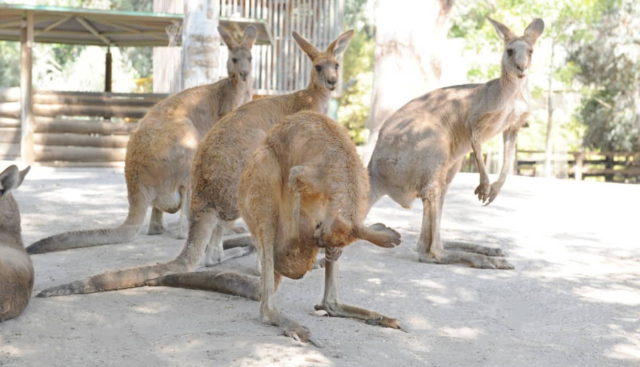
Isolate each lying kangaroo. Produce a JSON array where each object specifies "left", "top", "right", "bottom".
[
  {"left": 0, "top": 165, "right": 33, "bottom": 322},
  {"left": 27, "top": 25, "right": 257, "bottom": 255},
  {"left": 37, "top": 30, "right": 354, "bottom": 297},
  {"left": 240, "top": 111, "right": 402, "bottom": 345},
  {"left": 368, "top": 18, "right": 544, "bottom": 269}
]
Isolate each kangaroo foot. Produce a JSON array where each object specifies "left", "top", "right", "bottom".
[
  {"left": 445, "top": 241, "right": 505, "bottom": 257},
  {"left": 262, "top": 309, "right": 322, "bottom": 347},
  {"left": 314, "top": 302, "right": 404, "bottom": 331},
  {"left": 419, "top": 249, "right": 513, "bottom": 269},
  {"left": 147, "top": 222, "right": 165, "bottom": 235}
]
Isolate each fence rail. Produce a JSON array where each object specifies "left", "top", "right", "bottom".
[{"left": 0, "top": 87, "right": 166, "bottom": 163}]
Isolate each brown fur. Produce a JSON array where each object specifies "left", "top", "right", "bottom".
[
  {"left": 368, "top": 18, "right": 544, "bottom": 269},
  {"left": 240, "top": 111, "right": 402, "bottom": 345},
  {"left": 26, "top": 26, "right": 258, "bottom": 254},
  {"left": 0, "top": 165, "right": 33, "bottom": 322},
  {"left": 37, "top": 30, "right": 355, "bottom": 298}
]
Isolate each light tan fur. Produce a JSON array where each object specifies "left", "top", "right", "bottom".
[
  {"left": 27, "top": 26, "right": 257, "bottom": 254},
  {"left": 240, "top": 111, "right": 402, "bottom": 345},
  {"left": 367, "top": 18, "right": 544, "bottom": 269},
  {"left": 37, "top": 30, "right": 355, "bottom": 297},
  {"left": 0, "top": 165, "right": 33, "bottom": 322}
]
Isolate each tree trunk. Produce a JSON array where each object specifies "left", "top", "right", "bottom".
[
  {"left": 153, "top": 0, "right": 184, "bottom": 94},
  {"left": 181, "top": 0, "right": 221, "bottom": 90},
  {"left": 363, "top": 0, "right": 455, "bottom": 163},
  {"left": 543, "top": 39, "right": 555, "bottom": 177}
]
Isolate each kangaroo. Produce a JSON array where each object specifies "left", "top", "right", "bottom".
[
  {"left": 240, "top": 111, "right": 402, "bottom": 345},
  {"left": 367, "top": 18, "right": 544, "bottom": 269},
  {"left": 37, "top": 30, "right": 354, "bottom": 297},
  {"left": 0, "top": 165, "right": 33, "bottom": 322},
  {"left": 26, "top": 25, "right": 257, "bottom": 255}
]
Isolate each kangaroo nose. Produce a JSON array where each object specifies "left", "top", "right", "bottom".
[
  {"left": 516, "top": 65, "right": 524, "bottom": 72},
  {"left": 239, "top": 71, "right": 248, "bottom": 79},
  {"left": 327, "top": 79, "right": 336, "bottom": 86}
]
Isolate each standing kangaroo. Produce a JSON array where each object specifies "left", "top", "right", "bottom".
[
  {"left": 240, "top": 111, "right": 402, "bottom": 345},
  {"left": 37, "top": 30, "right": 354, "bottom": 297},
  {"left": 0, "top": 165, "right": 33, "bottom": 321},
  {"left": 368, "top": 18, "right": 544, "bottom": 269},
  {"left": 27, "top": 25, "right": 257, "bottom": 255}
]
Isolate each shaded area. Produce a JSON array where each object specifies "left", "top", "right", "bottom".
[{"left": 1, "top": 165, "right": 639, "bottom": 366}]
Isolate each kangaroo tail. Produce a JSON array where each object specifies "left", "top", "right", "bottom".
[
  {"left": 36, "top": 257, "right": 190, "bottom": 297},
  {"left": 37, "top": 215, "right": 215, "bottom": 297},
  {"left": 26, "top": 225, "right": 141, "bottom": 254},
  {"left": 145, "top": 270, "right": 260, "bottom": 301}
]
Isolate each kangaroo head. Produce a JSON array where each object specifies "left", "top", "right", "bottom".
[
  {"left": 292, "top": 29, "right": 354, "bottom": 91},
  {"left": 0, "top": 165, "right": 29, "bottom": 199},
  {"left": 0, "top": 165, "right": 30, "bottom": 234},
  {"left": 489, "top": 18, "right": 544, "bottom": 80},
  {"left": 218, "top": 25, "right": 257, "bottom": 82}
]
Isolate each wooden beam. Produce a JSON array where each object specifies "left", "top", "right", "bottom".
[
  {"left": 38, "top": 15, "right": 73, "bottom": 35},
  {"left": 0, "top": 18, "right": 23, "bottom": 29},
  {"left": 33, "top": 118, "right": 136, "bottom": 135},
  {"left": 33, "top": 145, "right": 127, "bottom": 162},
  {"left": 33, "top": 132, "right": 129, "bottom": 148},
  {"left": 76, "top": 16, "right": 112, "bottom": 45},
  {"left": 20, "top": 12, "right": 35, "bottom": 163}
]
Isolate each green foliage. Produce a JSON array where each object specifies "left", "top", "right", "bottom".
[
  {"left": 569, "top": 0, "right": 640, "bottom": 151},
  {"left": 337, "top": 0, "right": 374, "bottom": 145},
  {"left": 0, "top": 42, "right": 20, "bottom": 87}
]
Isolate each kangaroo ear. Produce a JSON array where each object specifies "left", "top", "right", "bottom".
[
  {"left": 523, "top": 18, "right": 544, "bottom": 45},
  {"left": 241, "top": 25, "right": 257, "bottom": 49},
  {"left": 355, "top": 223, "right": 401, "bottom": 248},
  {"left": 488, "top": 17, "right": 515, "bottom": 44},
  {"left": 218, "top": 25, "right": 238, "bottom": 49},
  {"left": 293, "top": 31, "right": 320, "bottom": 60},
  {"left": 0, "top": 165, "right": 29, "bottom": 197},
  {"left": 326, "top": 29, "right": 354, "bottom": 57}
]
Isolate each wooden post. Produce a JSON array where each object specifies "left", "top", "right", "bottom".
[
  {"left": 574, "top": 152, "right": 584, "bottom": 181},
  {"left": 20, "top": 11, "right": 35, "bottom": 164},
  {"left": 105, "top": 48, "right": 112, "bottom": 93}
]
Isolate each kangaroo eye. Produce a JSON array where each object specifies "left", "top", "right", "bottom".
[
  {"left": 507, "top": 49, "right": 514, "bottom": 57},
  {"left": 248, "top": 56, "right": 252, "bottom": 61},
  {"left": 315, "top": 65, "right": 322, "bottom": 72},
  {"left": 334, "top": 63, "right": 339, "bottom": 70},
  {"left": 528, "top": 49, "right": 533, "bottom": 55},
  {"left": 232, "top": 58, "right": 238, "bottom": 63}
]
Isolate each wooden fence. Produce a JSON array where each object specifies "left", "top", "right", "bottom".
[
  {"left": 217, "top": 0, "right": 343, "bottom": 95},
  {"left": 0, "top": 87, "right": 167, "bottom": 163},
  {"left": 516, "top": 150, "right": 640, "bottom": 183},
  {"left": 461, "top": 149, "right": 640, "bottom": 183}
]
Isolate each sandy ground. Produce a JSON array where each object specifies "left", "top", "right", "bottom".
[{"left": 0, "top": 163, "right": 639, "bottom": 367}]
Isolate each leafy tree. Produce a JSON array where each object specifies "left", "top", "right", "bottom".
[
  {"left": 569, "top": 0, "right": 640, "bottom": 151},
  {"left": 337, "top": 0, "right": 374, "bottom": 144}
]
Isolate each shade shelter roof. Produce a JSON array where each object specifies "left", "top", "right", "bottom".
[{"left": 0, "top": 3, "right": 271, "bottom": 47}]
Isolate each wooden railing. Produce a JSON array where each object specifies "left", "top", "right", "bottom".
[
  {"left": 0, "top": 87, "right": 167, "bottom": 163},
  {"left": 516, "top": 150, "right": 640, "bottom": 183},
  {"left": 461, "top": 149, "right": 640, "bottom": 183}
]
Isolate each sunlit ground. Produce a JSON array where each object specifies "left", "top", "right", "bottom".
[{"left": 0, "top": 162, "right": 638, "bottom": 366}]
